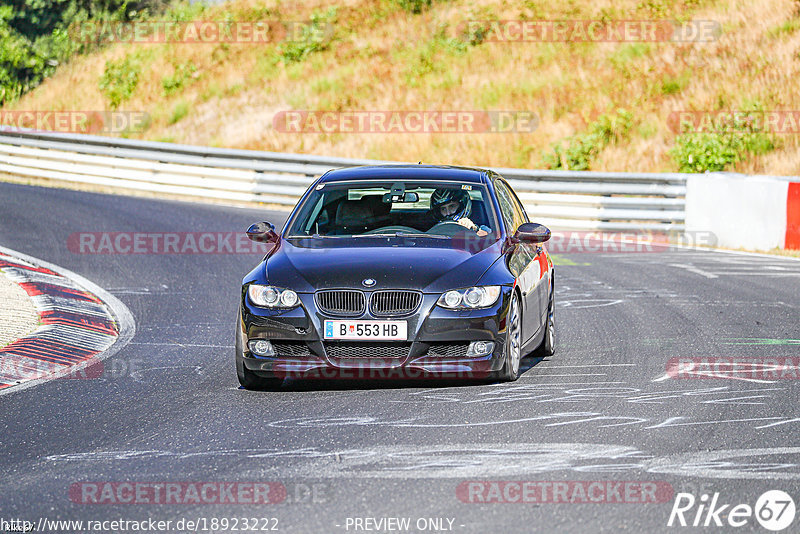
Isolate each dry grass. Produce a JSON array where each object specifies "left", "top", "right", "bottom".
[
  {"left": 760, "top": 247, "right": 800, "bottom": 258},
  {"left": 5, "top": 0, "right": 800, "bottom": 173}
]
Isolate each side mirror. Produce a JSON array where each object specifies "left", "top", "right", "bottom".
[
  {"left": 246, "top": 222, "right": 279, "bottom": 243},
  {"left": 514, "top": 222, "right": 551, "bottom": 244}
]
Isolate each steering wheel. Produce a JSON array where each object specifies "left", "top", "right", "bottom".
[
  {"left": 426, "top": 220, "right": 471, "bottom": 236},
  {"left": 363, "top": 225, "right": 421, "bottom": 235}
]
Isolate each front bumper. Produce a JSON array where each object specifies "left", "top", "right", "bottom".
[{"left": 237, "top": 288, "right": 513, "bottom": 379}]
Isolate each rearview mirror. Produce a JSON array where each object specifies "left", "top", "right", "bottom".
[
  {"left": 382, "top": 192, "right": 419, "bottom": 203},
  {"left": 514, "top": 222, "right": 551, "bottom": 244},
  {"left": 246, "top": 222, "right": 279, "bottom": 243}
]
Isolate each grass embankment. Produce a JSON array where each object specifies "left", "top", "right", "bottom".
[{"left": 4, "top": 0, "right": 800, "bottom": 174}]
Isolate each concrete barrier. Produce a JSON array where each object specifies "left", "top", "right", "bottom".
[{"left": 686, "top": 173, "right": 799, "bottom": 251}]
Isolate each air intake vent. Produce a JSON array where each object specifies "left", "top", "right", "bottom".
[
  {"left": 271, "top": 342, "right": 312, "bottom": 357},
  {"left": 426, "top": 342, "right": 470, "bottom": 358},
  {"left": 324, "top": 342, "right": 411, "bottom": 359},
  {"left": 369, "top": 290, "right": 422, "bottom": 317},
  {"left": 315, "top": 290, "right": 366, "bottom": 317}
]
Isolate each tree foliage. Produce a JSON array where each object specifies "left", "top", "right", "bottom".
[{"left": 0, "top": 0, "right": 166, "bottom": 103}]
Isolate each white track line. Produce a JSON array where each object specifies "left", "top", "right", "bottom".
[
  {"left": 542, "top": 363, "right": 636, "bottom": 368},
  {"left": 652, "top": 372, "right": 776, "bottom": 384},
  {"left": 518, "top": 373, "right": 607, "bottom": 377},
  {"left": 668, "top": 243, "right": 800, "bottom": 262}
]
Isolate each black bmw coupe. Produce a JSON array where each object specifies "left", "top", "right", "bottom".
[{"left": 236, "top": 165, "right": 555, "bottom": 388}]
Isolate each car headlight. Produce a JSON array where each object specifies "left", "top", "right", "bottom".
[
  {"left": 248, "top": 285, "right": 299, "bottom": 308},
  {"left": 437, "top": 286, "right": 501, "bottom": 309}
]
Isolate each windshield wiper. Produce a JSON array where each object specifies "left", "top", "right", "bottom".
[
  {"left": 287, "top": 234, "right": 340, "bottom": 239},
  {"left": 352, "top": 232, "right": 449, "bottom": 239},
  {"left": 393, "top": 233, "right": 449, "bottom": 239}
]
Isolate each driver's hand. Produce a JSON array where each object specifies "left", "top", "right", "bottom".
[
  {"left": 456, "top": 217, "right": 475, "bottom": 230},
  {"left": 457, "top": 217, "right": 487, "bottom": 235}
]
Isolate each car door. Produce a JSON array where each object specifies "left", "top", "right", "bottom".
[
  {"left": 503, "top": 178, "right": 551, "bottom": 326},
  {"left": 494, "top": 179, "right": 540, "bottom": 345}
]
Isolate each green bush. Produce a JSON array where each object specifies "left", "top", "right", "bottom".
[
  {"left": 670, "top": 129, "right": 776, "bottom": 172},
  {"left": 168, "top": 100, "right": 190, "bottom": 125},
  {"left": 161, "top": 61, "right": 197, "bottom": 96},
  {"left": 396, "top": 0, "right": 432, "bottom": 14},
  {"left": 277, "top": 8, "right": 336, "bottom": 64},
  {"left": 462, "top": 21, "right": 489, "bottom": 47},
  {"left": 543, "top": 109, "right": 633, "bottom": 170},
  {"left": 98, "top": 53, "right": 141, "bottom": 109}
]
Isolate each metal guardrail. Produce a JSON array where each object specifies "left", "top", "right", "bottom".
[{"left": 0, "top": 128, "right": 688, "bottom": 231}]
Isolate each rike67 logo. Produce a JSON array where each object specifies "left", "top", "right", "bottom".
[{"left": 668, "top": 490, "right": 796, "bottom": 531}]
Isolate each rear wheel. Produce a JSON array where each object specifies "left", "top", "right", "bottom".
[
  {"left": 235, "top": 315, "right": 282, "bottom": 390},
  {"left": 498, "top": 292, "right": 522, "bottom": 382}
]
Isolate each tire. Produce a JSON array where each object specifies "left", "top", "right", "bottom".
[
  {"left": 235, "top": 314, "right": 282, "bottom": 390},
  {"left": 534, "top": 284, "right": 555, "bottom": 357},
  {"left": 498, "top": 292, "right": 522, "bottom": 382}
]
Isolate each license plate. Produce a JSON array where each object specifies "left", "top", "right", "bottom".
[{"left": 323, "top": 320, "right": 407, "bottom": 340}]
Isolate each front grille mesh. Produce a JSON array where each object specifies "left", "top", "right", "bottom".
[
  {"left": 271, "top": 341, "right": 311, "bottom": 357},
  {"left": 324, "top": 342, "right": 411, "bottom": 359},
  {"left": 426, "top": 342, "right": 470, "bottom": 358},
  {"left": 315, "top": 290, "right": 365, "bottom": 317},
  {"left": 369, "top": 290, "right": 422, "bottom": 316}
]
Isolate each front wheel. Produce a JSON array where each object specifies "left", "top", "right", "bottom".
[
  {"left": 534, "top": 286, "right": 555, "bottom": 357},
  {"left": 497, "top": 292, "right": 522, "bottom": 382},
  {"left": 236, "top": 358, "right": 283, "bottom": 390}
]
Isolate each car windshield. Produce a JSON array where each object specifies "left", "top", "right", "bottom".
[{"left": 285, "top": 181, "right": 500, "bottom": 239}]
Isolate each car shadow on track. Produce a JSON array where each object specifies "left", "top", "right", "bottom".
[{"left": 238, "top": 356, "right": 550, "bottom": 392}]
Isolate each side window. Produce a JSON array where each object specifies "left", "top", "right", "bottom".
[
  {"left": 494, "top": 180, "right": 515, "bottom": 230},
  {"left": 502, "top": 179, "right": 529, "bottom": 224},
  {"left": 494, "top": 180, "right": 525, "bottom": 233}
]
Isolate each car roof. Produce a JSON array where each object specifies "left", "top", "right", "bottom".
[{"left": 317, "top": 165, "right": 491, "bottom": 184}]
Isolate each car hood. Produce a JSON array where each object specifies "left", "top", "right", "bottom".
[{"left": 262, "top": 237, "right": 504, "bottom": 293}]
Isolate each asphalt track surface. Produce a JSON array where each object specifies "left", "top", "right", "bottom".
[{"left": 2, "top": 181, "right": 800, "bottom": 533}]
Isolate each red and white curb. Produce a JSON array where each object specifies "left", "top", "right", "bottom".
[{"left": 0, "top": 246, "right": 135, "bottom": 395}]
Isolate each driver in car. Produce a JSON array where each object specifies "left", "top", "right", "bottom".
[{"left": 430, "top": 188, "right": 490, "bottom": 237}]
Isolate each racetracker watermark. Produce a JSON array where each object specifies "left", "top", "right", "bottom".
[
  {"left": 666, "top": 357, "right": 800, "bottom": 380},
  {"left": 71, "top": 482, "right": 285, "bottom": 504},
  {"left": 68, "top": 231, "right": 718, "bottom": 255},
  {"left": 272, "top": 111, "right": 539, "bottom": 134},
  {"left": 3, "top": 517, "right": 278, "bottom": 532},
  {"left": 0, "top": 357, "right": 144, "bottom": 381},
  {"left": 273, "top": 365, "right": 492, "bottom": 381},
  {"left": 463, "top": 20, "right": 720, "bottom": 42},
  {"left": 457, "top": 481, "right": 673, "bottom": 503},
  {"left": 70, "top": 481, "right": 329, "bottom": 504},
  {"left": 70, "top": 20, "right": 332, "bottom": 44},
  {"left": 547, "top": 231, "right": 717, "bottom": 253},
  {"left": 68, "top": 232, "right": 272, "bottom": 254},
  {"left": 668, "top": 111, "right": 800, "bottom": 134},
  {"left": 0, "top": 111, "right": 148, "bottom": 134},
  {"left": 450, "top": 231, "right": 718, "bottom": 255}
]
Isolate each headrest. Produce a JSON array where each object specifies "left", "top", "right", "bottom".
[{"left": 335, "top": 200, "right": 374, "bottom": 227}]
